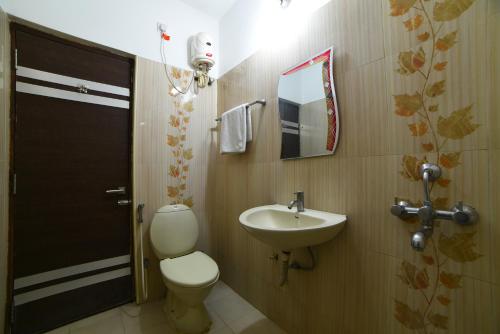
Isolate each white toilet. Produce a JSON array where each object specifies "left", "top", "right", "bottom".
[{"left": 150, "top": 204, "right": 219, "bottom": 334}]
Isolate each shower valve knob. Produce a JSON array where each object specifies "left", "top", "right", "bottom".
[
  {"left": 391, "top": 198, "right": 411, "bottom": 218},
  {"left": 451, "top": 202, "right": 478, "bottom": 225}
]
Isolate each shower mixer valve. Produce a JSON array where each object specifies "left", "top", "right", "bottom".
[{"left": 390, "top": 163, "right": 478, "bottom": 251}]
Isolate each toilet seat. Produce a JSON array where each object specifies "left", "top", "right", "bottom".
[{"left": 160, "top": 251, "right": 219, "bottom": 288}]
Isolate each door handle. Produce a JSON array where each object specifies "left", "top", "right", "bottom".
[
  {"left": 117, "top": 199, "right": 132, "bottom": 206},
  {"left": 106, "top": 187, "right": 126, "bottom": 195}
]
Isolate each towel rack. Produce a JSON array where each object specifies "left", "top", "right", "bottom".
[{"left": 215, "top": 99, "right": 266, "bottom": 122}]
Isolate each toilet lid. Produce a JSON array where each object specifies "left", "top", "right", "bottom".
[{"left": 160, "top": 251, "right": 219, "bottom": 287}]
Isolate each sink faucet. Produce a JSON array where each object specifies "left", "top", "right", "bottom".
[{"left": 288, "top": 191, "right": 305, "bottom": 213}]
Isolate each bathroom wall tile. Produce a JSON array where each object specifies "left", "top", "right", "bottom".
[
  {"left": 362, "top": 150, "right": 491, "bottom": 282},
  {"left": 341, "top": 251, "right": 411, "bottom": 334},
  {"left": 263, "top": 284, "right": 308, "bottom": 334},
  {"left": 335, "top": 59, "right": 391, "bottom": 157},
  {"left": 382, "top": 0, "right": 489, "bottom": 155},
  {"left": 493, "top": 284, "right": 500, "bottom": 334},
  {"left": 490, "top": 149, "right": 500, "bottom": 285},
  {"left": 219, "top": 157, "right": 250, "bottom": 290},
  {"left": 271, "top": 159, "right": 296, "bottom": 206},
  {"left": 247, "top": 162, "right": 275, "bottom": 210},
  {"left": 214, "top": 0, "right": 497, "bottom": 333},
  {"left": 488, "top": 0, "right": 500, "bottom": 15},
  {"left": 436, "top": 149, "right": 491, "bottom": 282},
  {"left": 333, "top": 0, "right": 385, "bottom": 71},
  {"left": 382, "top": 0, "right": 487, "bottom": 60},
  {"left": 245, "top": 99, "right": 278, "bottom": 164},
  {"left": 445, "top": 276, "right": 494, "bottom": 334},
  {"left": 488, "top": 13, "right": 500, "bottom": 150},
  {"left": 134, "top": 57, "right": 218, "bottom": 301},
  {"left": 341, "top": 250, "right": 494, "bottom": 334},
  {"left": 244, "top": 53, "right": 280, "bottom": 105},
  {"left": 244, "top": 275, "right": 276, "bottom": 315},
  {"left": 289, "top": 240, "right": 347, "bottom": 327}
]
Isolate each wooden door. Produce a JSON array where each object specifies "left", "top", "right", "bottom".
[
  {"left": 10, "top": 24, "right": 134, "bottom": 334},
  {"left": 279, "top": 98, "right": 301, "bottom": 159}
]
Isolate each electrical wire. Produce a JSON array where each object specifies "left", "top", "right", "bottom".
[{"left": 160, "top": 36, "right": 195, "bottom": 95}]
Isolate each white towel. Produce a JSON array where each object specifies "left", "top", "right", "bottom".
[
  {"left": 220, "top": 104, "right": 249, "bottom": 154},
  {"left": 245, "top": 106, "right": 253, "bottom": 142}
]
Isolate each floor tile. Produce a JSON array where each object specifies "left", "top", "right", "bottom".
[
  {"left": 43, "top": 280, "right": 285, "bottom": 334},
  {"left": 225, "top": 309, "right": 266, "bottom": 333},
  {"left": 69, "top": 309, "right": 123, "bottom": 332},
  {"left": 237, "top": 319, "right": 287, "bottom": 334},
  {"left": 121, "top": 301, "right": 166, "bottom": 329},
  {"left": 44, "top": 325, "right": 70, "bottom": 334},
  {"left": 206, "top": 281, "right": 239, "bottom": 304},
  {"left": 138, "top": 322, "right": 177, "bottom": 334},
  {"left": 207, "top": 296, "right": 259, "bottom": 324},
  {"left": 209, "top": 327, "right": 234, "bottom": 334},
  {"left": 207, "top": 307, "right": 227, "bottom": 333},
  {"left": 71, "top": 314, "right": 124, "bottom": 334}
]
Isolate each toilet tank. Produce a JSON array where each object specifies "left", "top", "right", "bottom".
[{"left": 150, "top": 204, "right": 199, "bottom": 259}]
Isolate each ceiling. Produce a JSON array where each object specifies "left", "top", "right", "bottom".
[{"left": 179, "top": 0, "right": 238, "bottom": 19}]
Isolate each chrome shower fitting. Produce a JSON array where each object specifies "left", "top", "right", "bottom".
[{"left": 390, "top": 163, "right": 479, "bottom": 251}]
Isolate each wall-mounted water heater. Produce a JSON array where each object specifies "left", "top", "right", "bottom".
[
  {"left": 190, "top": 32, "right": 215, "bottom": 70},
  {"left": 159, "top": 24, "right": 215, "bottom": 93},
  {"left": 190, "top": 32, "right": 214, "bottom": 88}
]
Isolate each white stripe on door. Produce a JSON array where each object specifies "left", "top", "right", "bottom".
[
  {"left": 16, "top": 82, "right": 130, "bottom": 109},
  {"left": 14, "top": 267, "right": 131, "bottom": 306},
  {"left": 281, "top": 120, "right": 299, "bottom": 128},
  {"left": 14, "top": 254, "right": 130, "bottom": 289},
  {"left": 282, "top": 128, "right": 299, "bottom": 135},
  {"left": 17, "top": 66, "right": 130, "bottom": 97}
]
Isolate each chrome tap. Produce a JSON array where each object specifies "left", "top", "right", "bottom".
[
  {"left": 288, "top": 191, "right": 305, "bottom": 212},
  {"left": 390, "top": 163, "right": 478, "bottom": 251},
  {"left": 412, "top": 163, "right": 441, "bottom": 250}
]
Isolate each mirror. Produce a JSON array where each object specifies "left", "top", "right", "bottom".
[{"left": 277, "top": 47, "right": 339, "bottom": 159}]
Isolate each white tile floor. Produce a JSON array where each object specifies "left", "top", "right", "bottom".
[{"left": 46, "top": 281, "right": 286, "bottom": 334}]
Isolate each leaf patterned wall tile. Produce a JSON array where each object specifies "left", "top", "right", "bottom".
[
  {"left": 211, "top": 0, "right": 496, "bottom": 332},
  {"left": 387, "top": 0, "right": 490, "bottom": 331},
  {"left": 166, "top": 68, "right": 196, "bottom": 207}
]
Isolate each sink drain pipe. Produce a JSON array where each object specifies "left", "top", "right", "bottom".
[
  {"left": 290, "top": 247, "right": 316, "bottom": 271},
  {"left": 279, "top": 251, "right": 291, "bottom": 286},
  {"left": 279, "top": 247, "right": 316, "bottom": 286}
]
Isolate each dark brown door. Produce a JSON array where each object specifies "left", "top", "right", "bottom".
[
  {"left": 279, "top": 98, "right": 301, "bottom": 159},
  {"left": 10, "top": 24, "right": 134, "bottom": 334}
]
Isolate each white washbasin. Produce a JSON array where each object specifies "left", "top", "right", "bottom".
[{"left": 239, "top": 204, "right": 346, "bottom": 251}]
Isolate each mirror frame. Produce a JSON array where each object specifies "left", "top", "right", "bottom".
[{"left": 278, "top": 47, "right": 340, "bottom": 159}]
